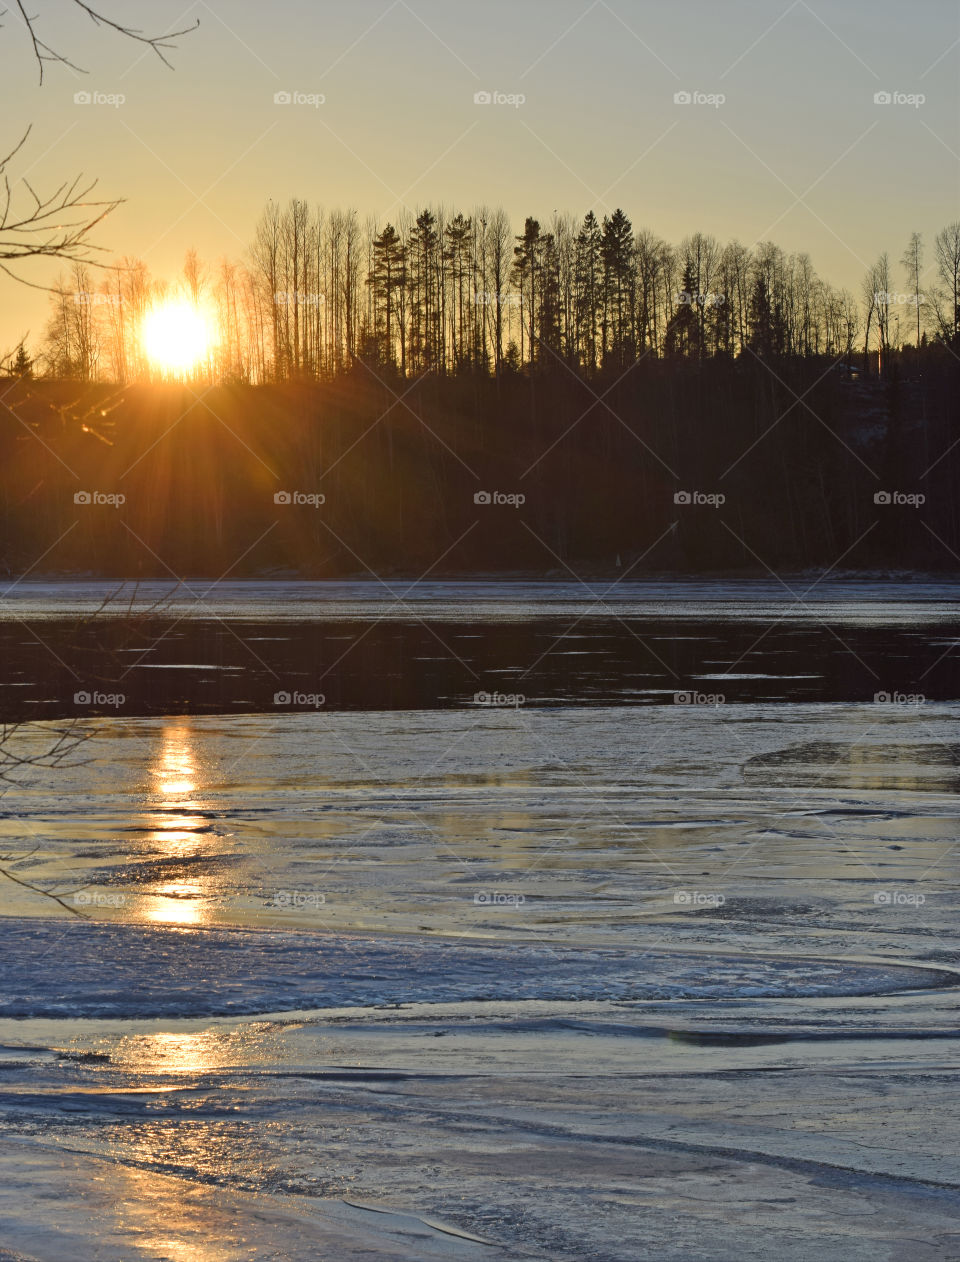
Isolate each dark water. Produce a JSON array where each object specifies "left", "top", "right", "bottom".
[{"left": 0, "top": 613, "right": 956, "bottom": 718}]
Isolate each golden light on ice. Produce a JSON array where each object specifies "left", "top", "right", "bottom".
[
  {"left": 154, "top": 722, "right": 198, "bottom": 798},
  {"left": 144, "top": 722, "right": 213, "bottom": 926},
  {"left": 142, "top": 299, "right": 215, "bottom": 376}
]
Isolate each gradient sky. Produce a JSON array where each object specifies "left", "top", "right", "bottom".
[{"left": 2, "top": 0, "right": 958, "bottom": 351}]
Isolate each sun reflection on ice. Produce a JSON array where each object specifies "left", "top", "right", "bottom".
[
  {"left": 154, "top": 721, "right": 199, "bottom": 798},
  {"left": 112, "top": 1025, "right": 272, "bottom": 1076},
  {"left": 142, "top": 722, "right": 216, "bottom": 927},
  {"left": 119, "top": 1030, "right": 225, "bottom": 1075},
  {"left": 149, "top": 881, "right": 206, "bottom": 926}
]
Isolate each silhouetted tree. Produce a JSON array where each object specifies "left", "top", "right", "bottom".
[
  {"left": 602, "top": 209, "right": 635, "bottom": 369},
  {"left": 574, "top": 212, "right": 603, "bottom": 374},
  {"left": 900, "top": 232, "right": 924, "bottom": 349},
  {"left": 665, "top": 264, "right": 702, "bottom": 358},
  {"left": 368, "top": 224, "right": 407, "bottom": 371},
  {"left": 444, "top": 214, "right": 474, "bottom": 371},
  {"left": 513, "top": 218, "right": 541, "bottom": 368},
  {"left": 934, "top": 222, "right": 960, "bottom": 349}
]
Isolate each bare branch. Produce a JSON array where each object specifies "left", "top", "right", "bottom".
[
  {"left": 0, "top": 3, "right": 196, "bottom": 281},
  {"left": 0, "top": 126, "right": 123, "bottom": 286},
  {"left": 0, "top": 720, "right": 92, "bottom": 784},
  {"left": 10, "top": 0, "right": 199, "bottom": 83},
  {"left": 0, "top": 721, "right": 93, "bottom": 915},
  {"left": 0, "top": 861, "right": 91, "bottom": 917}
]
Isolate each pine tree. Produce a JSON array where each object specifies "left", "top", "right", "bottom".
[
  {"left": 537, "top": 232, "right": 562, "bottom": 359},
  {"left": 444, "top": 214, "right": 474, "bottom": 371},
  {"left": 601, "top": 209, "right": 635, "bottom": 369},
  {"left": 9, "top": 343, "right": 32, "bottom": 378},
  {"left": 368, "top": 224, "right": 407, "bottom": 371},
  {"left": 512, "top": 218, "right": 541, "bottom": 368},
  {"left": 748, "top": 274, "right": 774, "bottom": 358},
  {"left": 574, "top": 212, "right": 603, "bottom": 374},
  {"left": 408, "top": 210, "right": 440, "bottom": 373},
  {"left": 664, "top": 264, "right": 701, "bottom": 357}
]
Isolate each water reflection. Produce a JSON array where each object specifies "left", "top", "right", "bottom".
[
  {"left": 142, "top": 722, "right": 213, "bottom": 927},
  {"left": 112, "top": 1024, "right": 274, "bottom": 1078},
  {"left": 115, "top": 1029, "right": 230, "bottom": 1075},
  {"left": 138, "top": 821, "right": 210, "bottom": 858},
  {"left": 148, "top": 881, "right": 206, "bottom": 926},
  {"left": 153, "top": 721, "right": 199, "bottom": 798},
  {"left": 113, "top": 1159, "right": 250, "bottom": 1262}
]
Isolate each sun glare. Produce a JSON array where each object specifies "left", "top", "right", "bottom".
[{"left": 142, "top": 299, "right": 215, "bottom": 377}]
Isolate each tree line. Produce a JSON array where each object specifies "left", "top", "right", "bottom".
[
  {"left": 1, "top": 350, "right": 957, "bottom": 579},
  {"left": 12, "top": 205, "right": 960, "bottom": 384}
]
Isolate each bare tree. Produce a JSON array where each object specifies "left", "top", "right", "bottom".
[
  {"left": 862, "top": 254, "right": 892, "bottom": 375},
  {"left": 486, "top": 208, "right": 511, "bottom": 378},
  {"left": 933, "top": 221, "right": 960, "bottom": 348},
  {"left": 900, "top": 231, "right": 924, "bottom": 348}
]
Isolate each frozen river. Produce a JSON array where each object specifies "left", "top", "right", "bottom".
[
  {"left": 1, "top": 578, "right": 960, "bottom": 717},
  {"left": 0, "top": 584, "right": 959, "bottom": 1258}
]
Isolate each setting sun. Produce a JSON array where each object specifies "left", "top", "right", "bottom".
[{"left": 142, "top": 299, "right": 215, "bottom": 377}]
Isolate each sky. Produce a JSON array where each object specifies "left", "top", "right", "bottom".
[{"left": 1, "top": 0, "right": 958, "bottom": 351}]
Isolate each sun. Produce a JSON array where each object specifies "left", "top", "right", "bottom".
[{"left": 142, "top": 299, "right": 216, "bottom": 377}]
